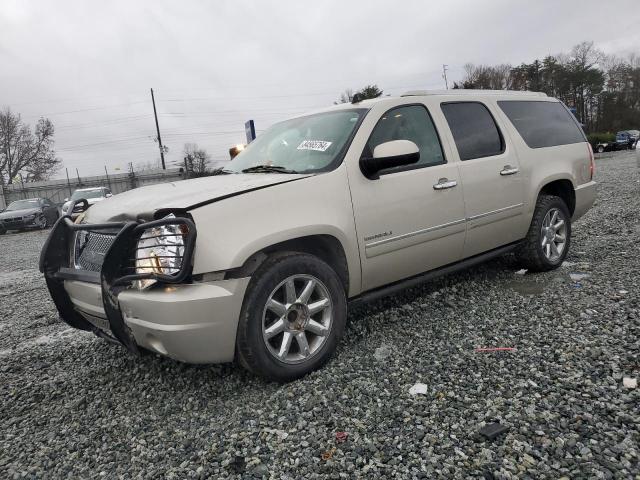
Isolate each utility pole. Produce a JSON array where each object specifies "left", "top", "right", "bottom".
[
  {"left": 104, "top": 165, "right": 112, "bottom": 190},
  {"left": 442, "top": 64, "right": 449, "bottom": 90},
  {"left": 19, "top": 173, "right": 26, "bottom": 199},
  {"left": 75, "top": 168, "right": 81, "bottom": 186},
  {"left": 150, "top": 88, "right": 166, "bottom": 170}
]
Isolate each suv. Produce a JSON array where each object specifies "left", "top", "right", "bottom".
[
  {"left": 61, "top": 187, "right": 112, "bottom": 218},
  {"left": 41, "top": 90, "right": 596, "bottom": 381}
]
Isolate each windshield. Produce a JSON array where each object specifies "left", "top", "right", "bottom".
[
  {"left": 6, "top": 199, "right": 41, "bottom": 210},
  {"left": 227, "top": 109, "right": 366, "bottom": 174},
  {"left": 70, "top": 189, "right": 104, "bottom": 200}
]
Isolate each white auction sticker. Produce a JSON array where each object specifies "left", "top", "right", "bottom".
[{"left": 297, "top": 140, "right": 332, "bottom": 152}]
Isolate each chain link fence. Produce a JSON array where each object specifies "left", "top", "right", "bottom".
[{"left": 0, "top": 168, "right": 185, "bottom": 210}]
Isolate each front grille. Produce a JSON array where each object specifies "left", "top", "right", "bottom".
[{"left": 74, "top": 231, "right": 117, "bottom": 272}]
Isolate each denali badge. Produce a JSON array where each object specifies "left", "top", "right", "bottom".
[{"left": 364, "top": 231, "right": 392, "bottom": 242}]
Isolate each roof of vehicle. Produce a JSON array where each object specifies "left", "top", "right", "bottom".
[
  {"left": 401, "top": 89, "right": 547, "bottom": 98},
  {"left": 300, "top": 89, "right": 553, "bottom": 118}
]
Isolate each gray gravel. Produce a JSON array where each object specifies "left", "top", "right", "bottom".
[{"left": 1, "top": 150, "right": 639, "bottom": 479}]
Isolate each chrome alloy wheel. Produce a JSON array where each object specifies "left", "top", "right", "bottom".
[
  {"left": 262, "top": 274, "right": 333, "bottom": 365},
  {"left": 541, "top": 207, "right": 567, "bottom": 262}
]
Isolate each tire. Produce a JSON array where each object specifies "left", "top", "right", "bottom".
[
  {"left": 516, "top": 194, "right": 571, "bottom": 272},
  {"left": 38, "top": 215, "right": 48, "bottom": 229},
  {"left": 0, "top": 228, "right": 5, "bottom": 235},
  {"left": 597, "top": 145, "right": 605, "bottom": 153},
  {"left": 236, "top": 252, "right": 347, "bottom": 382}
]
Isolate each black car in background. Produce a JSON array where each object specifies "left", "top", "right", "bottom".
[
  {"left": 0, "top": 198, "right": 60, "bottom": 234},
  {"left": 595, "top": 131, "right": 638, "bottom": 153}
]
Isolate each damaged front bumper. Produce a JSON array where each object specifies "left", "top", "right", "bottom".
[{"left": 39, "top": 214, "right": 199, "bottom": 357}]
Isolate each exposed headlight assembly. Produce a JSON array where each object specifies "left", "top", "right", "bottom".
[{"left": 133, "top": 214, "right": 196, "bottom": 290}]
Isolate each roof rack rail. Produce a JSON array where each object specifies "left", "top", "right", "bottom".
[{"left": 401, "top": 89, "right": 547, "bottom": 97}]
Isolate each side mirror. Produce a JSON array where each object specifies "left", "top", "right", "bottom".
[
  {"left": 64, "top": 198, "right": 69, "bottom": 202},
  {"left": 360, "top": 140, "right": 420, "bottom": 180}
]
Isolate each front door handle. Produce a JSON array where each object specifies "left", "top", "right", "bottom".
[
  {"left": 500, "top": 165, "right": 519, "bottom": 176},
  {"left": 433, "top": 178, "right": 458, "bottom": 190}
]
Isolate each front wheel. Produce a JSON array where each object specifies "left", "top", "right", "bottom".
[
  {"left": 38, "top": 215, "right": 48, "bottom": 229},
  {"left": 597, "top": 145, "right": 605, "bottom": 153},
  {"left": 516, "top": 194, "right": 571, "bottom": 272},
  {"left": 236, "top": 252, "right": 347, "bottom": 382}
]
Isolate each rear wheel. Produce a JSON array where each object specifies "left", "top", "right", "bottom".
[
  {"left": 516, "top": 194, "right": 571, "bottom": 272},
  {"left": 236, "top": 252, "right": 347, "bottom": 382}
]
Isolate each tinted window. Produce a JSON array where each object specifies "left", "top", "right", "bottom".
[
  {"left": 498, "top": 101, "right": 585, "bottom": 148},
  {"left": 364, "top": 105, "right": 445, "bottom": 173},
  {"left": 441, "top": 102, "right": 504, "bottom": 160}
]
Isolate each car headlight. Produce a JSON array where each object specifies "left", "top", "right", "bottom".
[{"left": 134, "top": 215, "right": 189, "bottom": 289}]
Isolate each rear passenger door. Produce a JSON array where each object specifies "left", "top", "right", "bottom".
[{"left": 440, "top": 101, "right": 525, "bottom": 258}]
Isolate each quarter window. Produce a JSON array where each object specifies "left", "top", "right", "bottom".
[
  {"left": 498, "top": 101, "right": 586, "bottom": 148},
  {"left": 363, "top": 105, "right": 445, "bottom": 174},
  {"left": 441, "top": 102, "right": 504, "bottom": 160}
]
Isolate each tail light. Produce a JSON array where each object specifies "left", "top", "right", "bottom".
[{"left": 587, "top": 143, "right": 595, "bottom": 180}]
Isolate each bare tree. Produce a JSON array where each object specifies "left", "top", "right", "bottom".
[
  {"left": 0, "top": 108, "right": 60, "bottom": 185},
  {"left": 335, "top": 85, "right": 383, "bottom": 104},
  {"left": 461, "top": 63, "right": 513, "bottom": 90},
  {"left": 335, "top": 88, "right": 354, "bottom": 104},
  {"left": 183, "top": 143, "right": 211, "bottom": 176}
]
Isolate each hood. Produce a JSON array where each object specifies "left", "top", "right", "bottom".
[
  {"left": 82, "top": 173, "right": 311, "bottom": 223},
  {"left": 0, "top": 207, "right": 41, "bottom": 220}
]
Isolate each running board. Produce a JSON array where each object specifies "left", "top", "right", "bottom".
[{"left": 349, "top": 242, "right": 518, "bottom": 306}]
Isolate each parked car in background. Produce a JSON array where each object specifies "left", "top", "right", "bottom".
[
  {"left": 595, "top": 131, "right": 635, "bottom": 153},
  {"left": 625, "top": 129, "right": 639, "bottom": 148},
  {"left": 0, "top": 198, "right": 59, "bottom": 234},
  {"left": 41, "top": 90, "right": 596, "bottom": 381},
  {"left": 61, "top": 187, "right": 112, "bottom": 218}
]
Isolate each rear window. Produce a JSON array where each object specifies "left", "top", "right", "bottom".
[
  {"left": 498, "top": 101, "right": 585, "bottom": 149},
  {"left": 441, "top": 102, "right": 504, "bottom": 160}
]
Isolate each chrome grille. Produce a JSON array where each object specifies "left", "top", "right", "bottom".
[{"left": 74, "top": 231, "right": 117, "bottom": 272}]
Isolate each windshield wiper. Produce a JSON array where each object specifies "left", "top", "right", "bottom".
[
  {"left": 241, "top": 165, "right": 298, "bottom": 174},
  {"left": 209, "top": 167, "right": 235, "bottom": 175}
]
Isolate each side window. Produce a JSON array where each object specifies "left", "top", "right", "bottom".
[
  {"left": 498, "top": 101, "right": 586, "bottom": 148},
  {"left": 363, "top": 105, "right": 445, "bottom": 174},
  {"left": 441, "top": 102, "right": 504, "bottom": 160}
]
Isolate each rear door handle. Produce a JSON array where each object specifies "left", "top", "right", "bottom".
[
  {"left": 500, "top": 165, "right": 518, "bottom": 177},
  {"left": 500, "top": 165, "right": 519, "bottom": 176},
  {"left": 433, "top": 178, "right": 458, "bottom": 190}
]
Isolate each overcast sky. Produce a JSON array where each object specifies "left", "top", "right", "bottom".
[{"left": 1, "top": 0, "right": 638, "bottom": 178}]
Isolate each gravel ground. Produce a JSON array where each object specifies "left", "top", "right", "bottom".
[{"left": 1, "top": 151, "right": 639, "bottom": 479}]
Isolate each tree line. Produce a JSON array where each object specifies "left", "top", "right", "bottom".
[{"left": 454, "top": 41, "right": 640, "bottom": 134}]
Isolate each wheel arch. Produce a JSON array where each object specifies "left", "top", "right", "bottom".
[
  {"left": 537, "top": 178, "right": 576, "bottom": 216},
  {"left": 226, "top": 233, "right": 351, "bottom": 295}
]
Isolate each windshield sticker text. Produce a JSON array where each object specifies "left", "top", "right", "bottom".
[{"left": 297, "top": 140, "right": 332, "bottom": 152}]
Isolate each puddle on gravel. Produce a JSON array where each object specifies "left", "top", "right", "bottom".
[
  {"left": 508, "top": 275, "right": 547, "bottom": 295},
  {"left": 507, "top": 265, "right": 590, "bottom": 296}
]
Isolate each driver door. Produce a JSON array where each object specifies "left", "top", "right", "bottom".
[{"left": 346, "top": 103, "right": 467, "bottom": 292}]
